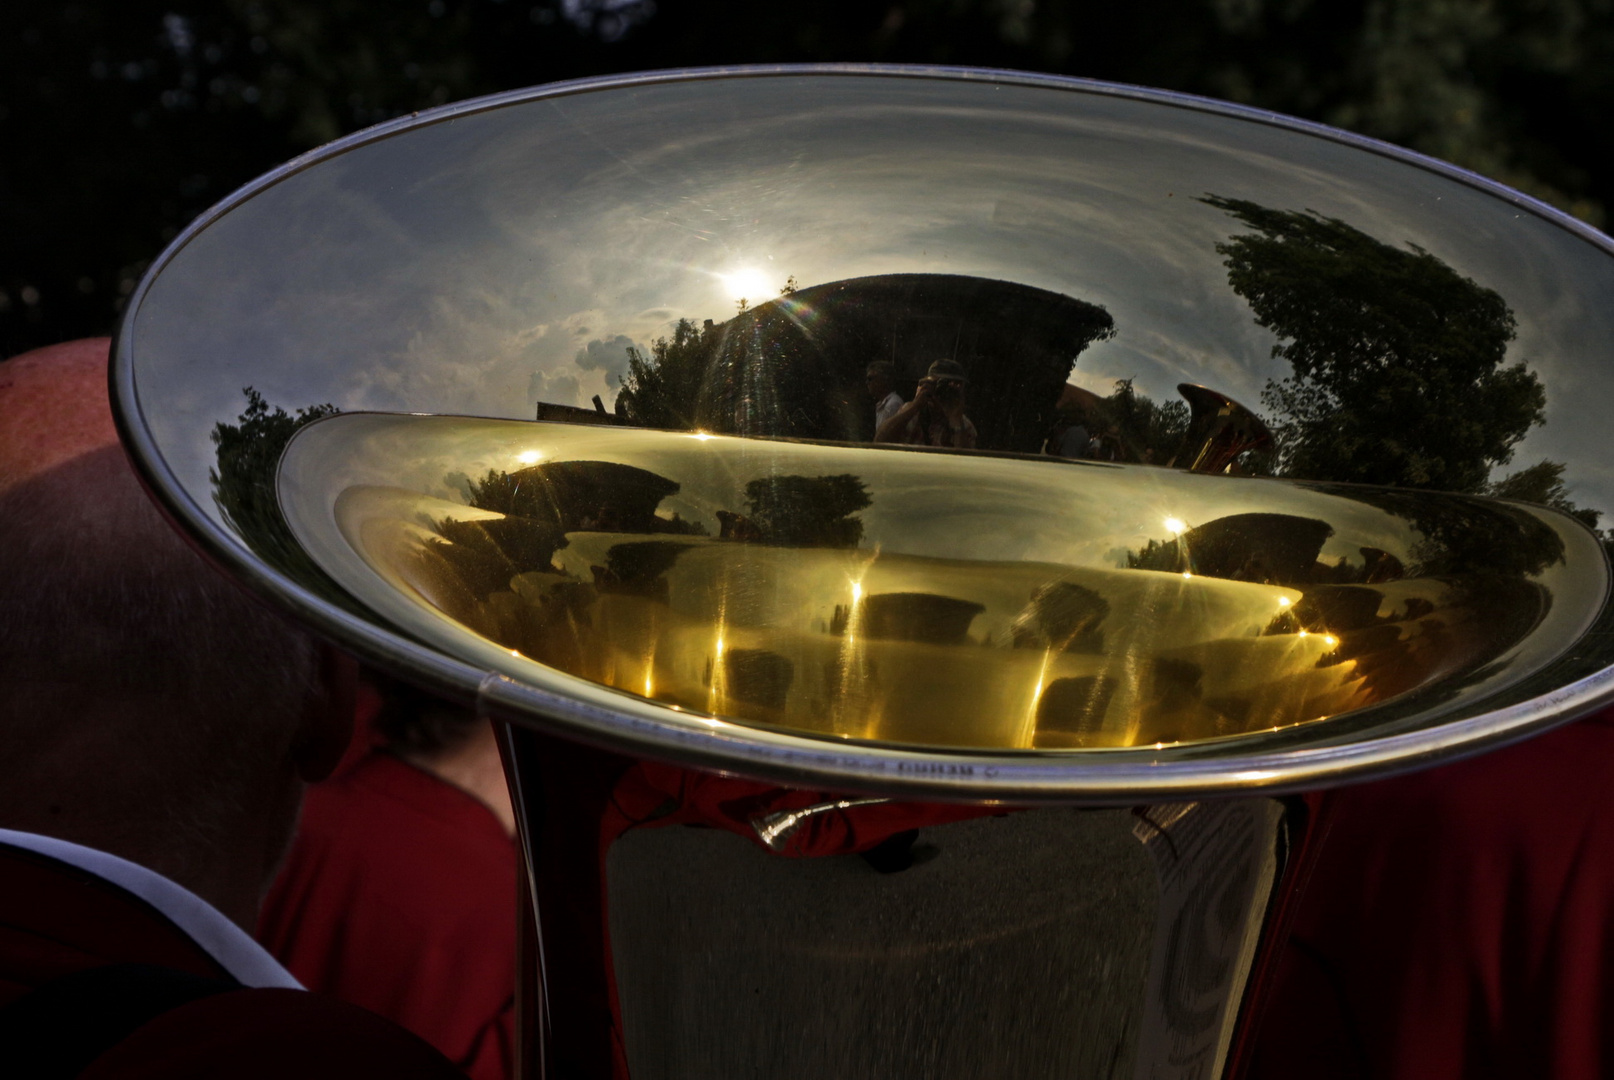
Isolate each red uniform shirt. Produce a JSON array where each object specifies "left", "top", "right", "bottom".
[
  {"left": 258, "top": 751, "right": 517, "bottom": 1080},
  {"left": 1248, "top": 709, "right": 1614, "bottom": 1080}
]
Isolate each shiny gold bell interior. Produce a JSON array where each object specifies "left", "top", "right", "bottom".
[{"left": 279, "top": 413, "right": 1604, "bottom": 752}]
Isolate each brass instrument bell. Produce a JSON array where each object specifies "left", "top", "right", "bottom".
[{"left": 112, "top": 67, "right": 1614, "bottom": 1079}]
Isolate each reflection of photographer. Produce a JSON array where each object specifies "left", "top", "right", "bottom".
[{"left": 875, "top": 359, "right": 978, "bottom": 449}]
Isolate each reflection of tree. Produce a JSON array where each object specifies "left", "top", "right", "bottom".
[
  {"left": 593, "top": 540, "right": 694, "bottom": 600},
  {"left": 464, "top": 460, "right": 703, "bottom": 534},
  {"left": 1010, "top": 581, "right": 1110, "bottom": 653},
  {"left": 431, "top": 517, "right": 562, "bottom": 598},
  {"left": 740, "top": 473, "right": 871, "bottom": 548},
  {"left": 616, "top": 273, "right": 1115, "bottom": 452},
  {"left": 1125, "top": 513, "right": 1334, "bottom": 585},
  {"left": 616, "top": 318, "right": 718, "bottom": 431},
  {"left": 855, "top": 593, "right": 985, "bottom": 645},
  {"left": 426, "top": 461, "right": 706, "bottom": 598},
  {"left": 1204, "top": 195, "right": 1543, "bottom": 494},
  {"left": 1124, "top": 490, "right": 1567, "bottom": 589},
  {"left": 1484, "top": 460, "right": 1602, "bottom": 532},
  {"left": 210, "top": 387, "right": 340, "bottom": 590},
  {"left": 1319, "top": 484, "right": 1567, "bottom": 580}
]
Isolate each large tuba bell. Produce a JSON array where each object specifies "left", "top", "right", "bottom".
[{"left": 112, "top": 67, "right": 1614, "bottom": 1079}]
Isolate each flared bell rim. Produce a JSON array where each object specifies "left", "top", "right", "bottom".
[{"left": 110, "top": 63, "right": 1614, "bottom": 802}]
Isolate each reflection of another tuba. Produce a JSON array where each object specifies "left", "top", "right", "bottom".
[{"left": 1171, "top": 383, "right": 1274, "bottom": 474}]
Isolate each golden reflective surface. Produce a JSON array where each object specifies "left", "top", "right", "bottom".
[
  {"left": 115, "top": 70, "right": 1614, "bottom": 779},
  {"left": 279, "top": 413, "right": 1607, "bottom": 751}
]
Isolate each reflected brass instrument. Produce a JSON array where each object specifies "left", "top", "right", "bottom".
[
  {"left": 112, "top": 67, "right": 1614, "bottom": 1079},
  {"left": 1173, "top": 384, "right": 1273, "bottom": 474}
]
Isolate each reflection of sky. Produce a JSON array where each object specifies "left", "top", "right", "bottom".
[{"left": 128, "top": 73, "right": 1614, "bottom": 531}]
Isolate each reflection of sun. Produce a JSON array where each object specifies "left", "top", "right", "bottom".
[{"left": 720, "top": 267, "right": 776, "bottom": 305}]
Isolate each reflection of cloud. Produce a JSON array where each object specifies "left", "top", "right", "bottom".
[
  {"left": 128, "top": 75, "right": 1614, "bottom": 531},
  {"left": 574, "top": 334, "right": 636, "bottom": 383},
  {"left": 444, "top": 470, "right": 474, "bottom": 503},
  {"left": 528, "top": 369, "right": 582, "bottom": 407}
]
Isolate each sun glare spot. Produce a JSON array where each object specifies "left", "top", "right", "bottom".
[
  {"left": 720, "top": 267, "right": 776, "bottom": 304},
  {"left": 1277, "top": 596, "right": 1292, "bottom": 607},
  {"left": 516, "top": 449, "right": 543, "bottom": 465},
  {"left": 1163, "top": 517, "right": 1187, "bottom": 535},
  {"left": 688, "top": 431, "right": 715, "bottom": 442}
]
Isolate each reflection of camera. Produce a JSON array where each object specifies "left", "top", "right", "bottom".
[{"left": 934, "top": 378, "right": 964, "bottom": 404}]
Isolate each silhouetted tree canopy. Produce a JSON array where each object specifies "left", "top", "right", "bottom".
[
  {"left": 210, "top": 387, "right": 337, "bottom": 585},
  {"left": 1205, "top": 195, "right": 1543, "bottom": 493},
  {"left": 616, "top": 319, "right": 717, "bottom": 433},
  {"left": 1485, "top": 459, "right": 1602, "bottom": 532},
  {"left": 1314, "top": 483, "right": 1568, "bottom": 580},
  {"left": 742, "top": 474, "right": 871, "bottom": 548},
  {"left": 428, "top": 459, "right": 705, "bottom": 593}
]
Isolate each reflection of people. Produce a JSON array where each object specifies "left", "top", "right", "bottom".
[
  {"left": 1043, "top": 408, "right": 1090, "bottom": 459},
  {"left": 875, "top": 358, "right": 978, "bottom": 449},
  {"left": 1248, "top": 710, "right": 1614, "bottom": 1080},
  {"left": 0, "top": 339, "right": 460, "bottom": 1077},
  {"left": 866, "top": 361, "right": 905, "bottom": 434},
  {"left": 260, "top": 675, "right": 518, "bottom": 1080},
  {"left": 1087, "top": 428, "right": 1123, "bottom": 461}
]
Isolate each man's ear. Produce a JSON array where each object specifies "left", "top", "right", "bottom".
[{"left": 292, "top": 643, "right": 359, "bottom": 783}]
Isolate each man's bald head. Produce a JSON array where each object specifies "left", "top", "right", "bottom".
[
  {"left": 0, "top": 339, "right": 122, "bottom": 489},
  {"left": 0, "top": 339, "right": 344, "bottom": 923}
]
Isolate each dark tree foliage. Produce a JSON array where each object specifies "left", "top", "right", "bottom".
[
  {"left": 425, "top": 459, "right": 703, "bottom": 596},
  {"left": 209, "top": 387, "right": 337, "bottom": 585},
  {"left": 616, "top": 319, "right": 718, "bottom": 433},
  {"left": 1321, "top": 484, "right": 1568, "bottom": 580},
  {"left": 429, "top": 515, "right": 562, "bottom": 596},
  {"left": 1205, "top": 195, "right": 1543, "bottom": 493},
  {"left": 459, "top": 459, "right": 704, "bottom": 542},
  {"left": 1485, "top": 459, "right": 1601, "bottom": 532},
  {"left": 742, "top": 474, "right": 872, "bottom": 548},
  {"left": 1010, "top": 581, "right": 1110, "bottom": 654}
]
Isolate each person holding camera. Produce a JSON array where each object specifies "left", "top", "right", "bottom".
[{"left": 874, "top": 358, "right": 978, "bottom": 449}]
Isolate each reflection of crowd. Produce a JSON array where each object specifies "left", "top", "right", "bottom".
[{"left": 1042, "top": 405, "right": 1122, "bottom": 461}]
